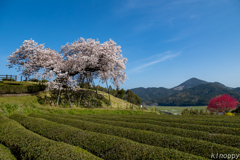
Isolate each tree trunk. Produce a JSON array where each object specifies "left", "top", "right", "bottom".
[
  {"left": 85, "top": 78, "right": 90, "bottom": 108},
  {"left": 56, "top": 86, "right": 61, "bottom": 106},
  {"left": 77, "top": 77, "right": 85, "bottom": 107},
  {"left": 92, "top": 80, "right": 96, "bottom": 106},
  {"left": 67, "top": 88, "right": 72, "bottom": 108},
  {"left": 106, "top": 81, "right": 111, "bottom": 107}
]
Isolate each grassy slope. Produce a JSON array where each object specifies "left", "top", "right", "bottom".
[{"left": 0, "top": 81, "right": 155, "bottom": 116}]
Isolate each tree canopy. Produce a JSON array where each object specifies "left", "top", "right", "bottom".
[
  {"left": 7, "top": 38, "right": 127, "bottom": 88},
  {"left": 207, "top": 94, "right": 238, "bottom": 113}
]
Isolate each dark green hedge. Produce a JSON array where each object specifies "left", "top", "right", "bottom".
[
  {"left": 83, "top": 114, "right": 240, "bottom": 128},
  {"left": 10, "top": 114, "right": 206, "bottom": 160},
  {"left": 117, "top": 114, "right": 240, "bottom": 123},
  {"left": 0, "top": 84, "right": 46, "bottom": 94},
  {"left": 28, "top": 113, "right": 240, "bottom": 159},
  {"left": 0, "top": 144, "right": 16, "bottom": 160},
  {"left": 0, "top": 116, "right": 101, "bottom": 160},
  {"left": 82, "top": 114, "right": 240, "bottom": 123},
  {"left": 50, "top": 114, "right": 240, "bottom": 149},
  {"left": 80, "top": 115, "right": 240, "bottom": 136},
  {"left": 120, "top": 114, "right": 240, "bottom": 123}
]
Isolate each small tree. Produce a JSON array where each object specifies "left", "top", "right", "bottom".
[
  {"left": 181, "top": 108, "right": 190, "bottom": 115},
  {"left": 207, "top": 94, "right": 238, "bottom": 113},
  {"left": 189, "top": 108, "right": 194, "bottom": 115}
]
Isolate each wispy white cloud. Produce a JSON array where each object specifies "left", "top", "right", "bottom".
[
  {"left": 129, "top": 51, "right": 181, "bottom": 73},
  {"left": 132, "top": 51, "right": 172, "bottom": 64}
]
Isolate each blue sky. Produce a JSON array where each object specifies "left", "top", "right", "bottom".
[{"left": 1, "top": 0, "right": 240, "bottom": 90}]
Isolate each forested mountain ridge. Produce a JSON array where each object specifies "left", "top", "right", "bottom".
[
  {"left": 171, "top": 78, "right": 208, "bottom": 91},
  {"left": 131, "top": 78, "right": 240, "bottom": 106}
]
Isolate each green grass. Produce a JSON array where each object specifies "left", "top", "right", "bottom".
[
  {"left": 153, "top": 106, "right": 207, "bottom": 114},
  {"left": 0, "top": 81, "right": 156, "bottom": 116},
  {"left": 0, "top": 83, "right": 156, "bottom": 116}
]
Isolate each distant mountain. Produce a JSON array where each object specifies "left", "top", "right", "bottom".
[
  {"left": 157, "top": 83, "right": 240, "bottom": 106},
  {"left": 213, "top": 82, "right": 232, "bottom": 90},
  {"left": 171, "top": 78, "right": 208, "bottom": 91},
  {"left": 233, "top": 87, "right": 240, "bottom": 93},
  {"left": 130, "top": 87, "right": 178, "bottom": 105},
  {"left": 131, "top": 78, "right": 240, "bottom": 106}
]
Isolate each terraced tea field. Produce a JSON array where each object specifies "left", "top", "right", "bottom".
[{"left": 1, "top": 113, "right": 240, "bottom": 159}]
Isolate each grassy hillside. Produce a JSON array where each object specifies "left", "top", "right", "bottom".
[{"left": 0, "top": 81, "right": 155, "bottom": 116}]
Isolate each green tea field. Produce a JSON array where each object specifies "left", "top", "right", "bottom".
[{"left": 1, "top": 113, "right": 240, "bottom": 159}]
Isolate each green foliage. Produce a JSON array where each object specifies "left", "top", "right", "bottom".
[
  {"left": 47, "top": 89, "right": 110, "bottom": 108},
  {"left": 150, "top": 107, "right": 156, "bottom": 112},
  {"left": 182, "top": 108, "right": 209, "bottom": 115},
  {"left": 0, "top": 103, "right": 19, "bottom": 115},
  {"left": 41, "top": 79, "right": 48, "bottom": 83},
  {"left": 27, "top": 113, "right": 240, "bottom": 158},
  {"left": 0, "top": 83, "right": 46, "bottom": 94},
  {"left": 12, "top": 114, "right": 205, "bottom": 160},
  {"left": 0, "top": 143, "right": 16, "bottom": 160},
  {"left": 0, "top": 116, "right": 101, "bottom": 160},
  {"left": 224, "top": 112, "right": 235, "bottom": 116},
  {"left": 29, "top": 78, "right": 39, "bottom": 82},
  {"left": 2, "top": 78, "right": 15, "bottom": 81},
  {"left": 96, "top": 86, "right": 141, "bottom": 105},
  {"left": 126, "top": 90, "right": 141, "bottom": 105},
  {"left": 232, "top": 102, "right": 240, "bottom": 114},
  {"left": 181, "top": 108, "right": 190, "bottom": 115},
  {"left": 56, "top": 114, "right": 240, "bottom": 149},
  {"left": 117, "top": 88, "right": 126, "bottom": 99}
]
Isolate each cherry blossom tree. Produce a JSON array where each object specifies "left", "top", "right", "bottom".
[
  {"left": 7, "top": 37, "right": 127, "bottom": 107},
  {"left": 207, "top": 94, "right": 238, "bottom": 113}
]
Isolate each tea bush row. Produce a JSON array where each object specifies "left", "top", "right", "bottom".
[
  {"left": 86, "top": 114, "right": 240, "bottom": 128},
  {"left": 81, "top": 115, "right": 240, "bottom": 136},
  {"left": 86, "top": 114, "right": 240, "bottom": 123},
  {"left": 0, "top": 115, "right": 101, "bottom": 160},
  {"left": 10, "top": 113, "right": 206, "bottom": 160},
  {"left": 52, "top": 114, "right": 240, "bottom": 149},
  {"left": 0, "top": 143, "right": 16, "bottom": 160},
  {"left": 28, "top": 113, "right": 240, "bottom": 158}
]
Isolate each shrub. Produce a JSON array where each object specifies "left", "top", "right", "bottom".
[
  {"left": 42, "top": 79, "right": 48, "bottom": 83},
  {"left": 0, "top": 143, "right": 16, "bottom": 160},
  {"left": 181, "top": 108, "right": 190, "bottom": 115},
  {"left": 0, "top": 84, "right": 46, "bottom": 94},
  {"left": 29, "top": 78, "right": 39, "bottom": 82},
  {"left": 11, "top": 113, "right": 206, "bottom": 160},
  {"left": 28, "top": 113, "right": 240, "bottom": 158},
  {"left": 150, "top": 107, "right": 156, "bottom": 112},
  {"left": 0, "top": 115, "right": 101, "bottom": 160},
  {"left": 2, "top": 78, "right": 15, "bottom": 81},
  {"left": 224, "top": 112, "right": 235, "bottom": 116}
]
